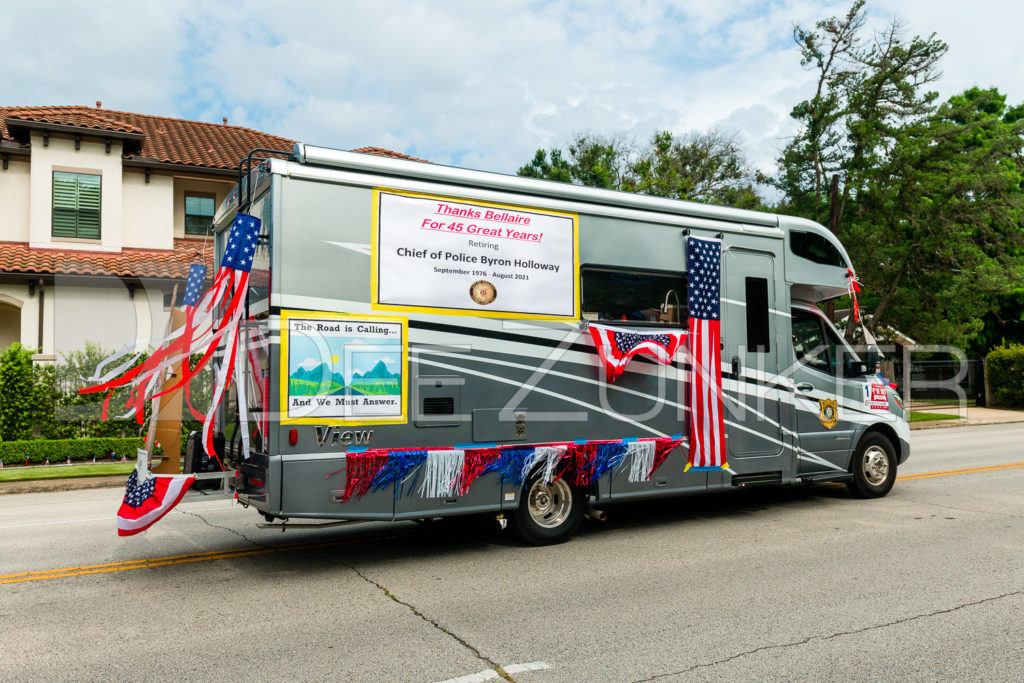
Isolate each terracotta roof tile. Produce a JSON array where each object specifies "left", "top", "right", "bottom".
[
  {"left": 1, "top": 105, "right": 428, "bottom": 169},
  {"left": 0, "top": 240, "right": 214, "bottom": 280},
  {"left": 350, "top": 146, "right": 430, "bottom": 163},
  {"left": 3, "top": 107, "right": 145, "bottom": 134}
]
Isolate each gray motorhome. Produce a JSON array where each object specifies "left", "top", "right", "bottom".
[{"left": 214, "top": 144, "right": 910, "bottom": 544}]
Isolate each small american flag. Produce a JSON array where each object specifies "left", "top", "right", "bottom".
[
  {"left": 116, "top": 469, "right": 196, "bottom": 536},
  {"left": 588, "top": 323, "right": 686, "bottom": 382},
  {"left": 183, "top": 264, "right": 207, "bottom": 307},
  {"left": 687, "top": 236, "right": 727, "bottom": 470}
]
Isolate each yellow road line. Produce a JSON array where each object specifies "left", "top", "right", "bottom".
[
  {"left": 7, "top": 462, "right": 1024, "bottom": 585},
  {"left": 0, "top": 535, "right": 396, "bottom": 585},
  {"left": 897, "top": 461, "right": 1024, "bottom": 481}
]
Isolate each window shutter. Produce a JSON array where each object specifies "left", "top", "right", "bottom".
[
  {"left": 76, "top": 174, "right": 101, "bottom": 239},
  {"left": 52, "top": 173, "right": 79, "bottom": 238},
  {"left": 52, "top": 172, "right": 101, "bottom": 239}
]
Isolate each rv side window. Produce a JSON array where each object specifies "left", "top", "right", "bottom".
[
  {"left": 581, "top": 268, "right": 687, "bottom": 325},
  {"left": 745, "top": 277, "right": 770, "bottom": 352},
  {"left": 790, "top": 230, "right": 846, "bottom": 268}
]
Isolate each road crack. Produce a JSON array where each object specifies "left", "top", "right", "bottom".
[
  {"left": 180, "top": 510, "right": 514, "bottom": 681},
  {"left": 314, "top": 552, "right": 516, "bottom": 682},
  {"left": 178, "top": 508, "right": 268, "bottom": 546},
  {"left": 632, "top": 588, "right": 1024, "bottom": 682}
]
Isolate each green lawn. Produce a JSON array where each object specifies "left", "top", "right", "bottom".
[
  {"left": 0, "top": 462, "right": 135, "bottom": 483},
  {"left": 909, "top": 411, "right": 959, "bottom": 422}
]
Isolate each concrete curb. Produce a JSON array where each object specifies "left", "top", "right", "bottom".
[
  {"left": 910, "top": 418, "right": 1024, "bottom": 431},
  {"left": 0, "top": 476, "right": 124, "bottom": 496}
]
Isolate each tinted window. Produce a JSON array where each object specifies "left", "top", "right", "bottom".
[
  {"left": 790, "top": 230, "right": 846, "bottom": 267},
  {"left": 791, "top": 309, "right": 833, "bottom": 373},
  {"left": 581, "top": 268, "right": 687, "bottom": 325},
  {"left": 745, "top": 277, "right": 770, "bottom": 352}
]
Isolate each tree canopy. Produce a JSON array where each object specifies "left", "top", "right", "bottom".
[
  {"left": 517, "top": 0, "right": 1024, "bottom": 353},
  {"left": 517, "top": 130, "right": 765, "bottom": 210}
]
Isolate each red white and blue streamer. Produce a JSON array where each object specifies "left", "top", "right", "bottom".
[
  {"left": 80, "top": 214, "right": 262, "bottom": 465},
  {"left": 333, "top": 437, "right": 683, "bottom": 503}
]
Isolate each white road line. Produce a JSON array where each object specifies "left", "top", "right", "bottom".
[{"left": 436, "top": 661, "right": 550, "bottom": 683}]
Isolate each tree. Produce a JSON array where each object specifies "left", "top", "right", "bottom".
[
  {"left": 775, "top": 0, "right": 865, "bottom": 221},
  {"left": 776, "top": 2, "right": 1024, "bottom": 348},
  {"left": 518, "top": 130, "right": 764, "bottom": 208},
  {"left": 838, "top": 87, "right": 1023, "bottom": 347}
]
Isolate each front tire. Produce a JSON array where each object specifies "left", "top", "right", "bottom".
[
  {"left": 847, "top": 432, "right": 897, "bottom": 498},
  {"left": 510, "top": 470, "right": 584, "bottom": 545}
]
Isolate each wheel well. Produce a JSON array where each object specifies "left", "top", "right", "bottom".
[{"left": 856, "top": 424, "right": 901, "bottom": 462}]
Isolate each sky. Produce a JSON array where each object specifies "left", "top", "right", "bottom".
[{"left": 3, "top": 1, "right": 1021, "bottom": 184}]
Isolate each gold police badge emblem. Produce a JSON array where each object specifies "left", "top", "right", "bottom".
[
  {"left": 818, "top": 398, "right": 838, "bottom": 429},
  {"left": 469, "top": 280, "right": 497, "bottom": 305}
]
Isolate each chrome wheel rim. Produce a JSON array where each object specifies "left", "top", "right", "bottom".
[
  {"left": 862, "top": 446, "right": 890, "bottom": 486},
  {"left": 527, "top": 477, "right": 573, "bottom": 529}
]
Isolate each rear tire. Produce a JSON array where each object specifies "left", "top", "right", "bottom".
[
  {"left": 846, "top": 432, "right": 897, "bottom": 498},
  {"left": 510, "top": 470, "right": 584, "bottom": 546}
]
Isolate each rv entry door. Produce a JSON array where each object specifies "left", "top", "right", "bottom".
[{"left": 722, "top": 249, "right": 784, "bottom": 463}]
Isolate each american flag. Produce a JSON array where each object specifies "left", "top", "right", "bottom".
[
  {"left": 687, "top": 236, "right": 727, "bottom": 469},
  {"left": 588, "top": 323, "right": 687, "bottom": 382},
  {"left": 183, "top": 264, "right": 207, "bottom": 307},
  {"left": 116, "top": 468, "right": 196, "bottom": 536},
  {"left": 199, "top": 214, "right": 261, "bottom": 461},
  {"left": 82, "top": 215, "right": 261, "bottom": 464}
]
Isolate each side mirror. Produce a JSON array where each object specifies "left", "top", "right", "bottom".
[
  {"left": 866, "top": 347, "right": 879, "bottom": 372},
  {"left": 843, "top": 347, "right": 879, "bottom": 377},
  {"left": 843, "top": 356, "right": 871, "bottom": 377}
]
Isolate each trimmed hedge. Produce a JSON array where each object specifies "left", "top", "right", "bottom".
[
  {"left": 986, "top": 344, "right": 1024, "bottom": 408},
  {"left": 0, "top": 437, "right": 147, "bottom": 466}
]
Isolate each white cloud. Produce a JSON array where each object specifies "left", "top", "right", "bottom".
[{"left": 3, "top": 0, "right": 1020, "bottom": 185}]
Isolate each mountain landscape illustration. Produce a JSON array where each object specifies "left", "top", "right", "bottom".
[
  {"left": 351, "top": 360, "right": 397, "bottom": 380},
  {"left": 291, "top": 363, "right": 345, "bottom": 386}
]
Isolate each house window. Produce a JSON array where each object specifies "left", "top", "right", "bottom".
[
  {"left": 184, "top": 194, "right": 216, "bottom": 235},
  {"left": 52, "top": 171, "right": 101, "bottom": 239}
]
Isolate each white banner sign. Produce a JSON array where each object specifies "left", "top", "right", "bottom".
[{"left": 373, "top": 190, "right": 578, "bottom": 319}]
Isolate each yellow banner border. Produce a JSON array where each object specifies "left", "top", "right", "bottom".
[
  {"left": 370, "top": 187, "right": 581, "bottom": 320},
  {"left": 279, "top": 309, "right": 409, "bottom": 426}
]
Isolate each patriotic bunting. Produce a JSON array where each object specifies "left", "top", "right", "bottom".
[
  {"left": 116, "top": 469, "right": 196, "bottom": 537},
  {"left": 588, "top": 323, "right": 686, "bottom": 382},
  {"left": 335, "top": 437, "right": 683, "bottom": 503}
]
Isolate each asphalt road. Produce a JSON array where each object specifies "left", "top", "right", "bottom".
[{"left": 1, "top": 424, "right": 1022, "bottom": 682}]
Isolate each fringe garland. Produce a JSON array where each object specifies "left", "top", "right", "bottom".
[
  {"left": 567, "top": 444, "right": 599, "bottom": 486},
  {"left": 370, "top": 451, "right": 427, "bottom": 498},
  {"left": 459, "top": 449, "right": 501, "bottom": 495},
  {"left": 340, "top": 450, "right": 388, "bottom": 503},
  {"left": 592, "top": 442, "right": 630, "bottom": 480},
  {"left": 624, "top": 441, "right": 656, "bottom": 482},
  {"left": 651, "top": 437, "right": 683, "bottom": 478},
  {"left": 481, "top": 448, "right": 535, "bottom": 486},
  {"left": 341, "top": 437, "right": 684, "bottom": 502},
  {"left": 524, "top": 446, "right": 568, "bottom": 485},
  {"left": 417, "top": 450, "right": 465, "bottom": 498}
]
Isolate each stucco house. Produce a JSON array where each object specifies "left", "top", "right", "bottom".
[{"left": 0, "top": 104, "right": 421, "bottom": 361}]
